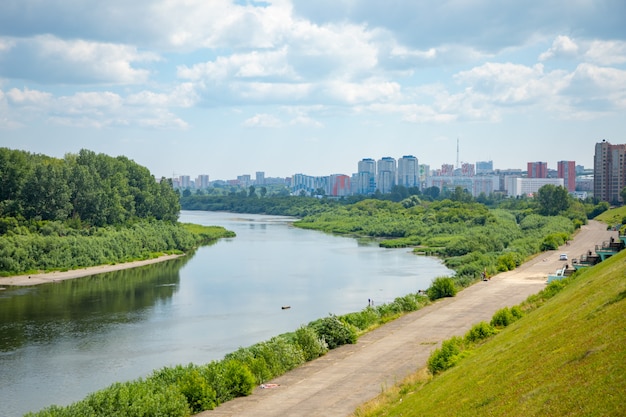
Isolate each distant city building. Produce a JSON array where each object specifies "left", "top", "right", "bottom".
[
  {"left": 237, "top": 174, "right": 251, "bottom": 187},
  {"left": 255, "top": 171, "right": 265, "bottom": 185},
  {"left": 461, "top": 162, "right": 475, "bottom": 177},
  {"left": 557, "top": 161, "right": 576, "bottom": 192},
  {"left": 397, "top": 155, "right": 419, "bottom": 189},
  {"left": 506, "top": 177, "right": 564, "bottom": 197},
  {"left": 329, "top": 174, "right": 351, "bottom": 196},
  {"left": 377, "top": 157, "right": 396, "bottom": 194},
  {"left": 440, "top": 164, "right": 454, "bottom": 176},
  {"left": 476, "top": 160, "right": 494, "bottom": 175},
  {"left": 594, "top": 139, "right": 626, "bottom": 204},
  {"left": 357, "top": 158, "right": 377, "bottom": 194},
  {"left": 426, "top": 176, "right": 499, "bottom": 197},
  {"left": 527, "top": 161, "right": 548, "bottom": 178},
  {"left": 196, "top": 174, "right": 209, "bottom": 189},
  {"left": 180, "top": 175, "right": 191, "bottom": 189}
]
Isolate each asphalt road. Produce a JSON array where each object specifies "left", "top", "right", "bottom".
[{"left": 198, "top": 220, "right": 616, "bottom": 417}]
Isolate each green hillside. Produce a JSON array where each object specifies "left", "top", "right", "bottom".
[{"left": 354, "top": 250, "right": 626, "bottom": 417}]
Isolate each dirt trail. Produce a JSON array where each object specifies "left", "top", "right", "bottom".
[{"left": 198, "top": 220, "right": 616, "bottom": 417}]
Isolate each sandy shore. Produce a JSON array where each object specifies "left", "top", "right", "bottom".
[{"left": 0, "top": 254, "right": 185, "bottom": 287}]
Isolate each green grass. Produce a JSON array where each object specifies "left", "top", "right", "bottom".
[
  {"left": 352, "top": 249, "right": 626, "bottom": 417},
  {"left": 595, "top": 205, "right": 626, "bottom": 226}
]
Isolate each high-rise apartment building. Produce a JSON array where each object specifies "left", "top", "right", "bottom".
[
  {"left": 594, "top": 140, "right": 626, "bottom": 203},
  {"left": 476, "top": 161, "right": 493, "bottom": 175},
  {"left": 461, "top": 163, "right": 475, "bottom": 177},
  {"left": 397, "top": 155, "right": 419, "bottom": 189},
  {"left": 527, "top": 161, "right": 548, "bottom": 178},
  {"left": 557, "top": 161, "right": 576, "bottom": 192},
  {"left": 357, "top": 158, "right": 377, "bottom": 194},
  {"left": 377, "top": 157, "right": 396, "bottom": 194},
  {"left": 255, "top": 171, "right": 265, "bottom": 185},
  {"left": 196, "top": 174, "right": 210, "bottom": 189}
]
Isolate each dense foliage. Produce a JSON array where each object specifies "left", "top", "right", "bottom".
[
  {"left": 181, "top": 194, "right": 345, "bottom": 217},
  {"left": 294, "top": 199, "right": 576, "bottom": 283},
  {"left": 0, "top": 220, "right": 234, "bottom": 276},
  {"left": 26, "top": 292, "right": 430, "bottom": 416},
  {"left": 0, "top": 148, "right": 234, "bottom": 275},
  {"left": 0, "top": 148, "right": 180, "bottom": 225}
]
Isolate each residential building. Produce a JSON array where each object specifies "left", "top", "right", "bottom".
[
  {"left": 594, "top": 140, "right": 626, "bottom": 203},
  {"left": 255, "top": 171, "right": 265, "bottom": 185},
  {"left": 329, "top": 174, "right": 351, "bottom": 197},
  {"left": 196, "top": 174, "right": 210, "bottom": 189},
  {"left": 461, "top": 162, "right": 475, "bottom": 177},
  {"left": 527, "top": 161, "right": 548, "bottom": 178},
  {"left": 397, "top": 155, "right": 419, "bottom": 189},
  {"left": 505, "top": 177, "right": 564, "bottom": 197},
  {"left": 357, "top": 158, "right": 377, "bottom": 194},
  {"left": 557, "top": 161, "right": 576, "bottom": 192},
  {"left": 476, "top": 160, "right": 494, "bottom": 175},
  {"left": 377, "top": 157, "right": 396, "bottom": 194}
]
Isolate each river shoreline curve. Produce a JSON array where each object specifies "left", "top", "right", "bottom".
[{"left": 0, "top": 253, "right": 185, "bottom": 287}]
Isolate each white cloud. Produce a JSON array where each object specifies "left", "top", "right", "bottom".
[
  {"left": 539, "top": 35, "right": 579, "bottom": 61},
  {"left": 0, "top": 35, "right": 159, "bottom": 84},
  {"left": 1, "top": 87, "right": 189, "bottom": 129},
  {"left": 7, "top": 87, "right": 53, "bottom": 106},
  {"left": 243, "top": 113, "right": 283, "bottom": 127},
  {"left": 584, "top": 40, "right": 626, "bottom": 65}
]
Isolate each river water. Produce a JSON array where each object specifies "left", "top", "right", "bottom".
[{"left": 0, "top": 211, "right": 452, "bottom": 416}]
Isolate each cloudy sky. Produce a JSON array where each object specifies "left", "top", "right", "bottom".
[{"left": 1, "top": 0, "right": 625, "bottom": 180}]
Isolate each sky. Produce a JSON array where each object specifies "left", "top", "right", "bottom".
[{"left": 1, "top": 0, "right": 625, "bottom": 180}]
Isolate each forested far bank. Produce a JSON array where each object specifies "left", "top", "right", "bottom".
[
  {"left": 181, "top": 189, "right": 610, "bottom": 285},
  {"left": 1, "top": 147, "right": 179, "bottom": 225},
  {"left": 0, "top": 148, "right": 234, "bottom": 276}
]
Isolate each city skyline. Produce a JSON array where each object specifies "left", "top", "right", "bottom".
[{"left": 1, "top": 1, "right": 624, "bottom": 179}]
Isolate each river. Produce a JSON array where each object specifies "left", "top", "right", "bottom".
[{"left": 0, "top": 211, "right": 452, "bottom": 416}]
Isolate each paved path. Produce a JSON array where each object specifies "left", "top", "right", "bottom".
[{"left": 198, "top": 220, "right": 615, "bottom": 417}]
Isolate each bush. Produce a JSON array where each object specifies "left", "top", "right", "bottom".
[
  {"left": 222, "top": 360, "right": 256, "bottom": 398},
  {"left": 490, "top": 307, "right": 518, "bottom": 328},
  {"left": 465, "top": 321, "right": 498, "bottom": 344},
  {"left": 427, "top": 276, "right": 457, "bottom": 300},
  {"left": 311, "top": 315, "right": 358, "bottom": 349},
  {"left": 294, "top": 325, "right": 329, "bottom": 361},
  {"left": 427, "top": 336, "right": 465, "bottom": 375}
]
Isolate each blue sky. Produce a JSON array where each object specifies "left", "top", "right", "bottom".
[{"left": 1, "top": 0, "right": 625, "bottom": 180}]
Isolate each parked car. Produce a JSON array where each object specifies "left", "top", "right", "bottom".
[{"left": 559, "top": 254, "right": 568, "bottom": 261}]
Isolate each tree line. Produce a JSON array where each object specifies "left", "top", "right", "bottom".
[
  {"left": 0, "top": 148, "right": 233, "bottom": 276},
  {"left": 0, "top": 147, "right": 179, "bottom": 226}
]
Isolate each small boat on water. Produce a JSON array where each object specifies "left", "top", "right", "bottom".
[{"left": 281, "top": 305, "right": 291, "bottom": 310}]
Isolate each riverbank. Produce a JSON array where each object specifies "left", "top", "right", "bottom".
[
  {"left": 197, "top": 220, "right": 616, "bottom": 417},
  {"left": 0, "top": 254, "right": 185, "bottom": 287}
]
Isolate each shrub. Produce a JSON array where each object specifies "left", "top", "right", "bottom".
[
  {"left": 84, "top": 379, "right": 190, "bottom": 417},
  {"left": 222, "top": 360, "right": 256, "bottom": 398},
  {"left": 311, "top": 315, "right": 358, "bottom": 349},
  {"left": 490, "top": 307, "right": 522, "bottom": 328},
  {"left": 427, "top": 336, "right": 465, "bottom": 375},
  {"left": 176, "top": 369, "right": 217, "bottom": 412},
  {"left": 465, "top": 321, "right": 498, "bottom": 344},
  {"left": 427, "top": 276, "right": 457, "bottom": 300},
  {"left": 294, "top": 325, "right": 329, "bottom": 361}
]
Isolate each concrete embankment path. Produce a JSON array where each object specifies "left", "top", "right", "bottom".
[{"left": 198, "top": 220, "right": 616, "bottom": 417}]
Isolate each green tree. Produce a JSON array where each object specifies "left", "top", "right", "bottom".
[
  {"left": 621, "top": 187, "right": 626, "bottom": 205},
  {"left": 248, "top": 186, "right": 256, "bottom": 198},
  {"left": 537, "top": 184, "right": 570, "bottom": 216},
  {"left": 260, "top": 187, "right": 267, "bottom": 198},
  {"left": 21, "top": 161, "right": 72, "bottom": 221}
]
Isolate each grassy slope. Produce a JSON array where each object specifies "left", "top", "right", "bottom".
[
  {"left": 355, "top": 250, "right": 626, "bottom": 417},
  {"left": 595, "top": 205, "right": 626, "bottom": 226}
]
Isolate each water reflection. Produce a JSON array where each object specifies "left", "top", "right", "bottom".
[
  {"left": 0, "top": 212, "right": 452, "bottom": 416},
  {"left": 0, "top": 257, "right": 189, "bottom": 352}
]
